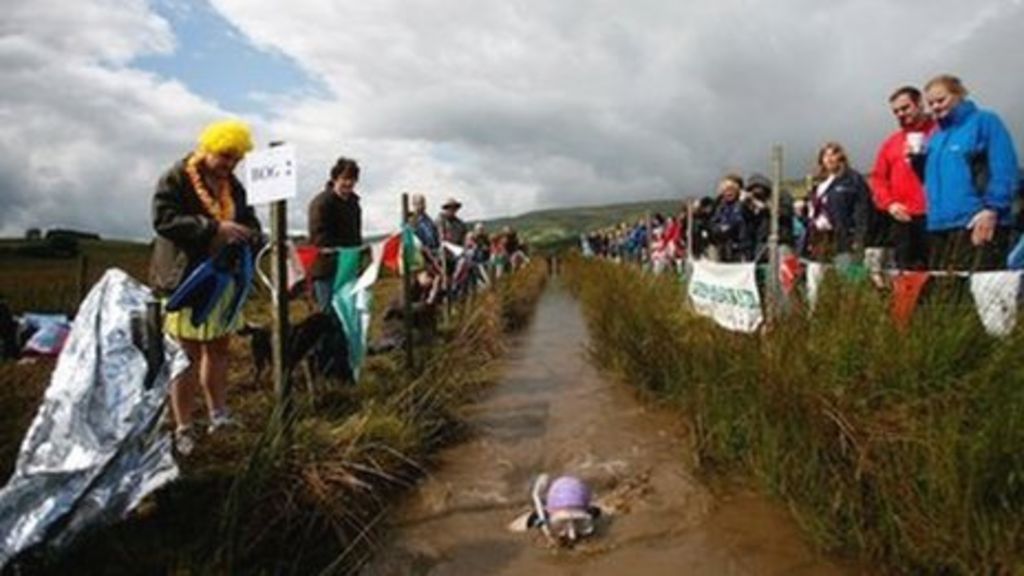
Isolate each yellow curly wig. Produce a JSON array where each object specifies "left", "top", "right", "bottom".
[{"left": 197, "top": 119, "right": 254, "bottom": 156}]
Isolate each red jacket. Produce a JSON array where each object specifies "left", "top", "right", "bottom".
[{"left": 870, "top": 119, "right": 935, "bottom": 216}]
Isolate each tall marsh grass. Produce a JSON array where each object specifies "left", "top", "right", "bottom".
[
  {"left": 2, "top": 263, "right": 547, "bottom": 575},
  {"left": 568, "top": 257, "right": 1024, "bottom": 574}
]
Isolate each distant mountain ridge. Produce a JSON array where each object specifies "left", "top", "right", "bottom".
[{"left": 477, "top": 198, "right": 684, "bottom": 247}]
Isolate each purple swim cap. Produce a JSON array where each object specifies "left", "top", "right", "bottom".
[{"left": 545, "top": 475, "right": 591, "bottom": 511}]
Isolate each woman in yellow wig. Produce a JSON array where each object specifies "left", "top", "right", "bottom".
[{"left": 150, "top": 119, "right": 261, "bottom": 455}]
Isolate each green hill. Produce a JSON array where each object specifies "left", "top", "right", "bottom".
[
  {"left": 478, "top": 199, "right": 684, "bottom": 249},
  {"left": 474, "top": 178, "right": 809, "bottom": 250}
]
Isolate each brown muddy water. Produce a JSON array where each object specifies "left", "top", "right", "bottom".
[{"left": 363, "top": 285, "right": 856, "bottom": 575}]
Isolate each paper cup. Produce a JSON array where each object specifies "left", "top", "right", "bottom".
[{"left": 906, "top": 132, "right": 925, "bottom": 154}]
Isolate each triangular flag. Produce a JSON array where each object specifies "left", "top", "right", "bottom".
[
  {"left": 403, "top": 226, "right": 423, "bottom": 273},
  {"left": 295, "top": 245, "right": 320, "bottom": 280},
  {"left": 780, "top": 254, "right": 802, "bottom": 295},
  {"left": 970, "top": 271, "right": 1021, "bottom": 337},
  {"left": 352, "top": 241, "right": 385, "bottom": 295},
  {"left": 381, "top": 226, "right": 424, "bottom": 275},
  {"left": 331, "top": 247, "right": 370, "bottom": 380},
  {"left": 805, "top": 261, "right": 826, "bottom": 310},
  {"left": 381, "top": 232, "right": 402, "bottom": 273},
  {"left": 890, "top": 271, "right": 930, "bottom": 329},
  {"left": 442, "top": 241, "right": 465, "bottom": 258},
  {"left": 286, "top": 242, "right": 307, "bottom": 291}
]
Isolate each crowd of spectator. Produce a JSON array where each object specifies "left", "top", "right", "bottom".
[{"left": 585, "top": 74, "right": 1023, "bottom": 280}]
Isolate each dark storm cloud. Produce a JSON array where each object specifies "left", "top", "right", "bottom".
[{"left": 3, "top": 0, "right": 1024, "bottom": 238}]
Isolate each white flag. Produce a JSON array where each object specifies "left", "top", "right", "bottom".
[{"left": 970, "top": 271, "right": 1021, "bottom": 337}]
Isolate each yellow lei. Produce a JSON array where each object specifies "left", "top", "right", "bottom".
[{"left": 185, "top": 153, "right": 235, "bottom": 221}]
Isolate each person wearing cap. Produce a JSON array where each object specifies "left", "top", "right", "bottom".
[
  {"left": 307, "top": 156, "right": 362, "bottom": 380},
  {"left": 870, "top": 85, "right": 935, "bottom": 270},
  {"left": 742, "top": 172, "right": 794, "bottom": 262},
  {"left": 436, "top": 197, "right": 468, "bottom": 295},
  {"left": 150, "top": 119, "right": 262, "bottom": 454},
  {"left": 921, "top": 74, "right": 1019, "bottom": 270},
  {"left": 436, "top": 197, "right": 468, "bottom": 246},
  {"left": 709, "top": 174, "right": 754, "bottom": 262}
]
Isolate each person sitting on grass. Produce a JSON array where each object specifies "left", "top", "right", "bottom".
[{"left": 371, "top": 267, "right": 442, "bottom": 354}]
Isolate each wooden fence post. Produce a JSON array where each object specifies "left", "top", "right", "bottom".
[
  {"left": 768, "top": 144, "right": 784, "bottom": 320},
  {"left": 267, "top": 141, "right": 291, "bottom": 424},
  {"left": 401, "top": 194, "right": 415, "bottom": 375},
  {"left": 76, "top": 253, "right": 88, "bottom": 310}
]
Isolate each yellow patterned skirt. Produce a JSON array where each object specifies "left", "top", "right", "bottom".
[{"left": 162, "top": 284, "right": 243, "bottom": 342}]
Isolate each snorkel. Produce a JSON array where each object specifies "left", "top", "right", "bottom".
[
  {"left": 531, "top": 473, "right": 553, "bottom": 541},
  {"left": 525, "top": 473, "right": 599, "bottom": 546}
]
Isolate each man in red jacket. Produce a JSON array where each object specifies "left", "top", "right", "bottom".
[{"left": 870, "top": 85, "right": 936, "bottom": 270}]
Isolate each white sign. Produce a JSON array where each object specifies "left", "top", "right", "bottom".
[
  {"left": 687, "top": 260, "right": 763, "bottom": 333},
  {"left": 245, "top": 144, "right": 297, "bottom": 204}
]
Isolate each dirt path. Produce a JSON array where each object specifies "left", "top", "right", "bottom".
[{"left": 363, "top": 284, "right": 854, "bottom": 575}]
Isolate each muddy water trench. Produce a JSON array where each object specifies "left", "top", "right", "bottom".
[{"left": 363, "top": 284, "right": 854, "bottom": 575}]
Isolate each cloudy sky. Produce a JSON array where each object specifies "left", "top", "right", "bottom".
[{"left": 2, "top": 0, "right": 1023, "bottom": 240}]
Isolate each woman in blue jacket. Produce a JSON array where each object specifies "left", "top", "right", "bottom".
[{"left": 922, "top": 74, "right": 1020, "bottom": 270}]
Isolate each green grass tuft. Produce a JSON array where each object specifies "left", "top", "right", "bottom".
[{"left": 568, "top": 256, "right": 1024, "bottom": 574}]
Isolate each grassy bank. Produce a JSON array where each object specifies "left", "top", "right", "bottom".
[
  {"left": 567, "top": 257, "right": 1024, "bottom": 574},
  {"left": 1, "top": 263, "right": 547, "bottom": 575}
]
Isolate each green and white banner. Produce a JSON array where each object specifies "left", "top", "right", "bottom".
[{"left": 687, "top": 260, "right": 763, "bottom": 333}]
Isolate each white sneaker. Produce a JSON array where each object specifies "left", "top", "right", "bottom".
[
  {"left": 174, "top": 426, "right": 197, "bottom": 456},
  {"left": 207, "top": 412, "right": 240, "bottom": 434}
]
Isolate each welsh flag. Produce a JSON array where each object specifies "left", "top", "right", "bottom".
[
  {"left": 380, "top": 225, "right": 423, "bottom": 275},
  {"left": 331, "top": 247, "right": 372, "bottom": 381}
]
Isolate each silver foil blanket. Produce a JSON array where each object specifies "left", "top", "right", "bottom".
[{"left": 0, "top": 269, "right": 188, "bottom": 568}]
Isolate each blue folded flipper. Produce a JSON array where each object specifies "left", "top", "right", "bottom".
[
  {"left": 166, "top": 244, "right": 252, "bottom": 328},
  {"left": 166, "top": 257, "right": 221, "bottom": 314},
  {"left": 221, "top": 244, "right": 253, "bottom": 328}
]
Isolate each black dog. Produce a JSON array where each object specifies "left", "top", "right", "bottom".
[
  {"left": 238, "top": 322, "right": 272, "bottom": 380},
  {"left": 238, "top": 312, "right": 335, "bottom": 382}
]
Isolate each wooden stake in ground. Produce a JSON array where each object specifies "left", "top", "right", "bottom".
[
  {"left": 271, "top": 200, "right": 290, "bottom": 416},
  {"left": 76, "top": 253, "right": 88, "bottom": 310},
  {"left": 645, "top": 211, "right": 653, "bottom": 267},
  {"left": 686, "top": 201, "right": 695, "bottom": 263},
  {"left": 767, "top": 144, "right": 783, "bottom": 319},
  {"left": 440, "top": 218, "right": 452, "bottom": 323},
  {"left": 267, "top": 141, "right": 291, "bottom": 421},
  {"left": 401, "top": 194, "right": 415, "bottom": 374}
]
